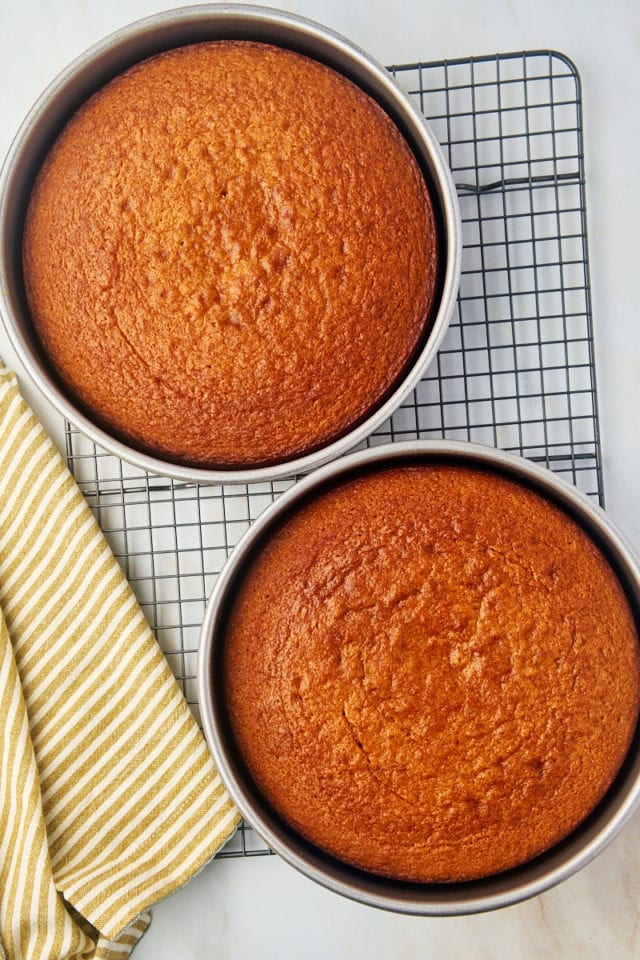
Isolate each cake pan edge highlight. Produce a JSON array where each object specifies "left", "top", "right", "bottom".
[
  {"left": 197, "top": 439, "right": 640, "bottom": 915},
  {"left": 0, "top": 4, "right": 461, "bottom": 484}
]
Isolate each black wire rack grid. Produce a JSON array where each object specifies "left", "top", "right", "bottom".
[{"left": 64, "top": 50, "right": 600, "bottom": 858}]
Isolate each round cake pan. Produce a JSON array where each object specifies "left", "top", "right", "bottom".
[
  {"left": 198, "top": 440, "right": 640, "bottom": 916},
  {"left": 0, "top": 4, "right": 461, "bottom": 485}
]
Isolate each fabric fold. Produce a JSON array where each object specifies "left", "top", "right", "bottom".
[{"left": 0, "top": 363, "right": 239, "bottom": 959}]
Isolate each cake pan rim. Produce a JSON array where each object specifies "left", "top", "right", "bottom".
[
  {"left": 0, "top": 3, "right": 461, "bottom": 484},
  {"left": 198, "top": 438, "right": 640, "bottom": 915}
]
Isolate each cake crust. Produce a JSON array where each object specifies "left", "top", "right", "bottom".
[
  {"left": 223, "top": 465, "right": 640, "bottom": 882},
  {"left": 23, "top": 41, "right": 437, "bottom": 467}
]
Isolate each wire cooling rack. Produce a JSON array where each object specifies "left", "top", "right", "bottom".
[{"left": 65, "top": 50, "right": 600, "bottom": 858}]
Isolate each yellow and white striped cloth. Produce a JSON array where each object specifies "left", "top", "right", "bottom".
[{"left": 0, "top": 362, "right": 240, "bottom": 960}]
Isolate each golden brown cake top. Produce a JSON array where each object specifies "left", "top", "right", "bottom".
[
  {"left": 223, "top": 464, "right": 640, "bottom": 882},
  {"left": 23, "top": 41, "right": 437, "bottom": 467}
]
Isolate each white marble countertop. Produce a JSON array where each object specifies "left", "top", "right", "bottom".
[{"left": 1, "top": 0, "right": 639, "bottom": 956}]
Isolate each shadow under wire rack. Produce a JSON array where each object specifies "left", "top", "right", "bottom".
[{"left": 65, "top": 50, "right": 601, "bottom": 858}]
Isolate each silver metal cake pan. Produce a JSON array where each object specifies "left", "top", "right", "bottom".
[
  {"left": 198, "top": 440, "right": 640, "bottom": 915},
  {"left": 0, "top": 4, "right": 461, "bottom": 484}
]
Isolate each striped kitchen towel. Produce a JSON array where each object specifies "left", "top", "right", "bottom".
[{"left": 0, "top": 362, "right": 240, "bottom": 960}]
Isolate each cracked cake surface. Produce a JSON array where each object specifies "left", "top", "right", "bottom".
[
  {"left": 223, "top": 464, "right": 640, "bottom": 881},
  {"left": 23, "top": 40, "right": 437, "bottom": 468}
]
